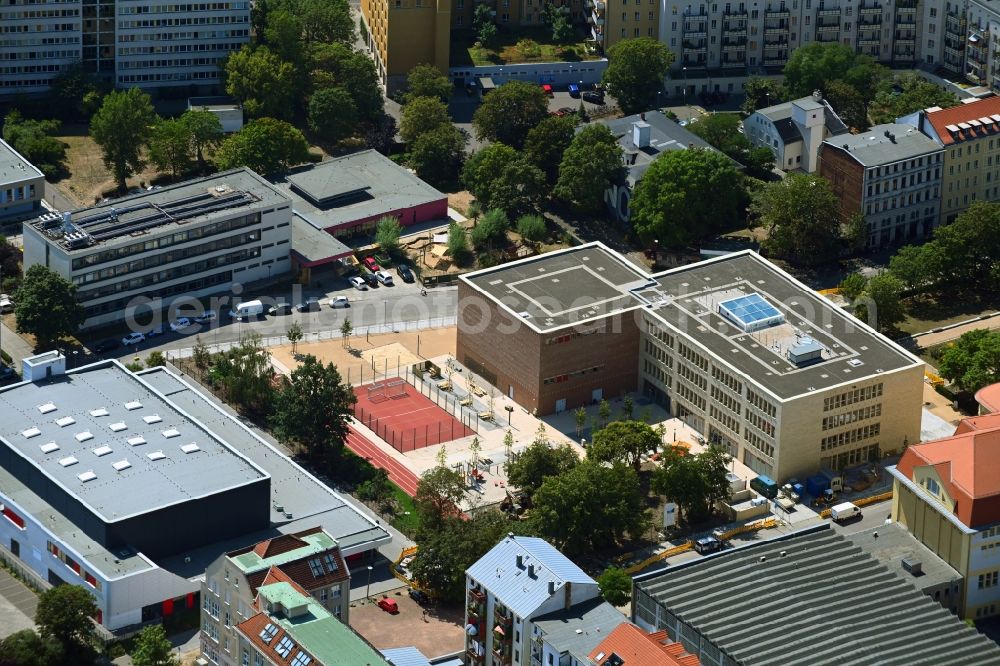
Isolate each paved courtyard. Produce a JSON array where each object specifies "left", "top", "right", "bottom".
[
  {"left": 0, "top": 567, "right": 37, "bottom": 639},
  {"left": 349, "top": 591, "right": 465, "bottom": 659}
]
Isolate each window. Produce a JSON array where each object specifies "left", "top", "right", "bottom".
[
  {"left": 242, "top": 649, "right": 249, "bottom": 666},
  {"left": 308, "top": 558, "right": 324, "bottom": 577},
  {"left": 923, "top": 477, "right": 941, "bottom": 495},
  {"left": 259, "top": 623, "right": 278, "bottom": 644},
  {"left": 275, "top": 636, "right": 295, "bottom": 659},
  {"left": 291, "top": 652, "right": 313, "bottom": 666}
]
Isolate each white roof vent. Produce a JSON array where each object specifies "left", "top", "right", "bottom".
[
  {"left": 58, "top": 456, "right": 78, "bottom": 467},
  {"left": 847, "top": 358, "right": 863, "bottom": 367},
  {"left": 127, "top": 436, "right": 146, "bottom": 447},
  {"left": 77, "top": 470, "right": 97, "bottom": 483},
  {"left": 93, "top": 446, "right": 112, "bottom": 457},
  {"left": 180, "top": 442, "right": 201, "bottom": 454},
  {"left": 22, "top": 427, "right": 41, "bottom": 438},
  {"left": 162, "top": 429, "right": 180, "bottom": 438},
  {"left": 124, "top": 401, "right": 142, "bottom": 411},
  {"left": 55, "top": 416, "right": 75, "bottom": 427},
  {"left": 109, "top": 422, "right": 127, "bottom": 432},
  {"left": 75, "top": 431, "right": 93, "bottom": 442},
  {"left": 112, "top": 459, "right": 132, "bottom": 472},
  {"left": 142, "top": 414, "right": 162, "bottom": 425},
  {"left": 89, "top": 408, "right": 109, "bottom": 417},
  {"left": 39, "top": 442, "right": 60, "bottom": 454},
  {"left": 147, "top": 450, "right": 166, "bottom": 461},
  {"left": 38, "top": 403, "right": 57, "bottom": 414}
]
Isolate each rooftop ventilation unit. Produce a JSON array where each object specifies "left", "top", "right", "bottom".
[
  {"left": 89, "top": 408, "right": 109, "bottom": 417},
  {"left": 147, "top": 451, "right": 166, "bottom": 461},
  {"left": 901, "top": 557, "right": 923, "bottom": 576},
  {"left": 39, "top": 442, "right": 59, "bottom": 454},
  {"left": 787, "top": 337, "right": 825, "bottom": 367},
  {"left": 38, "top": 402, "right": 57, "bottom": 414},
  {"left": 58, "top": 456, "right": 78, "bottom": 467},
  {"left": 127, "top": 436, "right": 146, "bottom": 446},
  {"left": 112, "top": 459, "right": 132, "bottom": 472},
  {"left": 64, "top": 231, "right": 94, "bottom": 249},
  {"left": 55, "top": 416, "right": 75, "bottom": 427}
]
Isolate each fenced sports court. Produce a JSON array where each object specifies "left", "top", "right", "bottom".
[{"left": 353, "top": 376, "right": 476, "bottom": 452}]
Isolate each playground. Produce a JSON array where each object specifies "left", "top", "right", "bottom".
[{"left": 353, "top": 378, "right": 475, "bottom": 453}]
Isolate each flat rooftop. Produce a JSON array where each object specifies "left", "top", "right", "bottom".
[
  {"left": 0, "top": 138, "right": 44, "bottom": 184},
  {"left": 533, "top": 599, "right": 627, "bottom": 662},
  {"left": 596, "top": 111, "right": 720, "bottom": 184},
  {"left": 636, "top": 250, "right": 921, "bottom": 399},
  {"left": 28, "top": 168, "right": 289, "bottom": 253},
  {"left": 845, "top": 523, "right": 961, "bottom": 595},
  {"left": 461, "top": 244, "right": 650, "bottom": 333},
  {"left": 0, "top": 361, "right": 268, "bottom": 523},
  {"left": 634, "top": 525, "right": 1000, "bottom": 666},
  {"left": 826, "top": 123, "right": 943, "bottom": 166},
  {"left": 280, "top": 150, "right": 445, "bottom": 230}
]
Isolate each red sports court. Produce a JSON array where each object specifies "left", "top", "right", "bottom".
[{"left": 353, "top": 378, "right": 474, "bottom": 453}]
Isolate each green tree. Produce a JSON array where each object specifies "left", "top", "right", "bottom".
[
  {"left": 462, "top": 143, "right": 547, "bottom": 216},
  {"left": 192, "top": 335, "right": 211, "bottom": 370},
  {"left": 309, "top": 42, "right": 384, "bottom": 121},
  {"left": 14, "top": 265, "right": 85, "bottom": 349},
  {"left": 598, "top": 398, "right": 611, "bottom": 427},
  {"left": 524, "top": 114, "right": 577, "bottom": 185},
  {"left": 652, "top": 445, "right": 731, "bottom": 524},
  {"left": 741, "top": 77, "right": 785, "bottom": 115},
  {"left": 686, "top": 113, "right": 777, "bottom": 177},
  {"left": 405, "top": 64, "right": 453, "bottom": 104},
  {"left": 414, "top": 465, "right": 467, "bottom": 534},
  {"left": 131, "top": 624, "right": 177, "bottom": 666},
  {"left": 400, "top": 96, "right": 451, "bottom": 144},
  {"left": 148, "top": 117, "right": 193, "bottom": 179},
  {"left": 823, "top": 79, "right": 868, "bottom": 130},
  {"left": 225, "top": 46, "right": 297, "bottom": 119},
  {"left": 854, "top": 272, "right": 905, "bottom": 333},
  {"left": 551, "top": 13, "right": 573, "bottom": 41},
  {"left": 447, "top": 221, "right": 470, "bottom": 265},
  {"left": 503, "top": 439, "right": 579, "bottom": 499},
  {"left": 630, "top": 149, "right": 745, "bottom": 248},
  {"left": 90, "top": 88, "right": 156, "bottom": 193},
  {"left": 49, "top": 62, "right": 106, "bottom": 120},
  {"left": 308, "top": 87, "right": 359, "bottom": 142},
  {"left": 299, "top": 0, "right": 355, "bottom": 44},
  {"left": 839, "top": 272, "right": 868, "bottom": 300},
  {"left": 888, "top": 243, "right": 941, "bottom": 292},
  {"left": 271, "top": 354, "right": 355, "bottom": 458},
  {"left": 516, "top": 214, "right": 547, "bottom": 243},
  {"left": 340, "top": 317, "right": 352, "bottom": 348},
  {"left": 357, "top": 468, "right": 395, "bottom": 510},
  {"left": 939, "top": 329, "right": 1000, "bottom": 393},
  {"left": 530, "top": 460, "right": 647, "bottom": 556},
  {"left": 783, "top": 42, "right": 887, "bottom": 100},
  {"left": 209, "top": 334, "right": 274, "bottom": 416},
  {"left": 408, "top": 124, "right": 467, "bottom": 186},
  {"left": 870, "top": 73, "right": 959, "bottom": 125},
  {"left": 588, "top": 420, "right": 662, "bottom": 472},
  {"left": 0, "top": 629, "right": 64, "bottom": 666},
  {"left": 286, "top": 321, "right": 303, "bottom": 354},
  {"left": 181, "top": 110, "right": 224, "bottom": 173},
  {"left": 598, "top": 567, "right": 632, "bottom": 606},
  {"left": 375, "top": 216, "right": 403, "bottom": 254},
  {"left": 35, "top": 585, "right": 97, "bottom": 664},
  {"left": 751, "top": 173, "right": 843, "bottom": 266},
  {"left": 471, "top": 208, "right": 509, "bottom": 251},
  {"left": 263, "top": 10, "right": 306, "bottom": 70},
  {"left": 472, "top": 80, "right": 550, "bottom": 148},
  {"left": 215, "top": 118, "right": 310, "bottom": 175},
  {"left": 146, "top": 351, "right": 167, "bottom": 368},
  {"left": 2, "top": 111, "right": 67, "bottom": 178},
  {"left": 574, "top": 406, "right": 587, "bottom": 439},
  {"left": 474, "top": 4, "right": 497, "bottom": 45},
  {"left": 554, "top": 124, "right": 624, "bottom": 212},
  {"left": 602, "top": 38, "right": 674, "bottom": 115},
  {"left": 931, "top": 201, "right": 1000, "bottom": 290}
]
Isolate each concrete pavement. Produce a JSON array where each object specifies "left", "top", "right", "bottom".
[
  {"left": 0, "top": 319, "right": 34, "bottom": 368},
  {"left": 0, "top": 567, "right": 37, "bottom": 640}
]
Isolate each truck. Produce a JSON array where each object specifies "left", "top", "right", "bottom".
[
  {"left": 831, "top": 502, "right": 862, "bottom": 523},
  {"left": 229, "top": 299, "right": 264, "bottom": 320},
  {"left": 750, "top": 475, "right": 779, "bottom": 499}
]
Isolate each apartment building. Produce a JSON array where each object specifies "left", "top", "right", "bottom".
[
  {"left": 744, "top": 93, "right": 849, "bottom": 172},
  {"left": 359, "top": 0, "right": 451, "bottom": 92},
  {"left": 200, "top": 528, "right": 350, "bottom": 666},
  {"left": 0, "top": 0, "right": 249, "bottom": 96},
  {"left": 898, "top": 96, "right": 1000, "bottom": 225},
  {"left": 0, "top": 139, "right": 45, "bottom": 222},
  {"left": 890, "top": 409, "right": 1000, "bottom": 619},
  {"left": 459, "top": 243, "right": 923, "bottom": 481},
  {"left": 21, "top": 168, "right": 292, "bottom": 330},
  {"left": 819, "top": 123, "right": 943, "bottom": 247}
]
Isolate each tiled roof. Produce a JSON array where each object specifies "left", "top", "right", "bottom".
[
  {"left": 896, "top": 416, "right": 1000, "bottom": 528},
  {"left": 975, "top": 382, "right": 1000, "bottom": 414},
  {"left": 230, "top": 527, "right": 348, "bottom": 596},
  {"left": 924, "top": 96, "right": 1000, "bottom": 146},
  {"left": 589, "top": 623, "right": 699, "bottom": 666},
  {"left": 254, "top": 534, "right": 310, "bottom": 559}
]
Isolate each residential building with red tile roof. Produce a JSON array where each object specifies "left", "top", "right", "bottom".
[
  {"left": 890, "top": 407, "right": 1000, "bottom": 619},
  {"left": 588, "top": 623, "right": 699, "bottom": 666},
  {"left": 975, "top": 382, "right": 1000, "bottom": 414},
  {"left": 200, "top": 528, "right": 350, "bottom": 666}
]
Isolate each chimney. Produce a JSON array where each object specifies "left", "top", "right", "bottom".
[
  {"left": 640, "top": 112, "right": 646, "bottom": 121},
  {"left": 548, "top": 581, "right": 555, "bottom": 595},
  {"left": 564, "top": 581, "right": 572, "bottom": 610},
  {"left": 813, "top": 89, "right": 822, "bottom": 102},
  {"left": 632, "top": 121, "right": 651, "bottom": 148},
  {"left": 516, "top": 555, "right": 524, "bottom": 569},
  {"left": 527, "top": 564, "right": 535, "bottom": 578}
]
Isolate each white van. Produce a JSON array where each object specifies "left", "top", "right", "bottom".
[
  {"left": 229, "top": 299, "right": 264, "bottom": 320},
  {"left": 831, "top": 502, "right": 862, "bottom": 523}
]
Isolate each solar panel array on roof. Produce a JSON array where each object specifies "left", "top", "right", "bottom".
[{"left": 718, "top": 293, "right": 786, "bottom": 332}]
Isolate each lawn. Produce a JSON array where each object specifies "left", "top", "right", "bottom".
[
  {"left": 389, "top": 484, "right": 420, "bottom": 536},
  {"left": 451, "top": 27, "right": 601, "bottom": 67},
  {"left": 897, "top": 293, "right": 1000, "bottom": 336}
]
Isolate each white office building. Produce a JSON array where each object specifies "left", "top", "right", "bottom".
[{"left": 0, "top": 139, "right": 45, "bottom": 222}]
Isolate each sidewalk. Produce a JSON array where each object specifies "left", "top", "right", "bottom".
[
  {"left": 0, "top": 320, "right": 34, "bottom": 368},
  {"left": 0, "top": 567, "right": 37, "bottom": 639}
]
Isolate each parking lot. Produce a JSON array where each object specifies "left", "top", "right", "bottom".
[{"left": 349, "top": 589, "right": 465, "bottom": 659}]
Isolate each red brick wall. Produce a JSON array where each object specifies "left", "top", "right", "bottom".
[{"left": 818, "top": 144, "right": 864, "bottom": 221}]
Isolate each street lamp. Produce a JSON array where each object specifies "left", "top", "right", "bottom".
[
  {"left": 366, "top": 565, "right": 374, "bottom": 602},
  {"left": 504, "top": 404, "right": 514, "bottom": 425},
  {"left": 682, "top": 66, "right": 688, "bottom": 109}
]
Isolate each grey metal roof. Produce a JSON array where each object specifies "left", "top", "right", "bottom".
[
  {"left": 0, "top": 137, "right": 44, "bottom": 185},
  {"left": 0, "top": 360, "right": 268, "bottom": 523},
  {"left": 532, "top": 598, "right": 628, "bottom": 661},
  {"left": 633, "top": 525, "right": 1000, "bottom": 666},
  {"left": 382, "top": 647, "right": 432, "bottom": 666},
  {"left": 824, "top": 123, "right": 943, "bottom": 167},
  {"left": 466, "top": 535, "right": 597, "bottom": 618},
  {"left": 596, "top": 111, "right": 721, "bottom": 184},
  {"left": 757, "top": 96, "right": 849, "bottom": 143},
  {"left": 290, "top": 213, "right": 353, "bottom": 264},
  {"left": 845, "top": 523, "right": 961, "bottom": 596},
  {"left": 280, "top": 150, "right": 446, "bottom": 230}
]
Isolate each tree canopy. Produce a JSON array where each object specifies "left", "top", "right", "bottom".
[
  {"left": 149, "top": 118, "right": 193, "bottom": 179},
  {"left": 308, "top": 87, "right": 358, "bottom": 143},
  {"left": 598, "top": 567, "right": 632, "bottom": 606},
  {"left": 181, "top": 110, "right": 224, "bottom": 173},
  {"left": 0, "top": 629, "right": 64, "bottom": 666},
  {"left": 588, "top": 420, "right": 662, "bottom": 471},
  {"left": 405, "top": 64, "right": 453, "bottom": 104},
  {"left": 554, "top": 124, "right": 624, "bottom": 212},
  {"left": 462, "top": 143, "right": 547, "bottom": 217},
  {"left": 472, "top": 80, "right": 550, "bottom": 148},
  {"left": 14, "top": 265, "right": 85, "bottom": 349},
  {"left": 90, "top": 88, "right": 156, "bottom": 193},
  {"left": 629, "top": 148, "right": 745, "bottom": 248},
  {"left": 652, "top": 445, "right": 731, "bottom": 524},
  {"left": 783, "top": 43, "right": 887, "bottom": 100},
  {"left": 400, "top": 96, "right": 451, "bottom": 144},
  {"left": 224, "top": 46, "right": 298, "bottom": 119},
  {"left": 309, "top": 43, "right": 384, "bottom": 121},
  {"left": 870, "top": 73, "right": 959, "bottom": 126},
  {"left": 271, "top": 354, "right": 355, "bottom": 459},
  {"left": 131, "top": 625, "right": 177, "bottom": 666},
  {"left": 414, "top": 465, "right": 467, "bottom": 533},
  {"left": 938, "top": 329, "right": 1000, "bottom": 393},
  {"left": 35, "top": 585, "right": 97, "bottom": 664},
  {"left": 602, "top": 38, "right": 674, "bottom": 115},
  {"left": 208, "top": 334, "right": 275, "bottom": 417},
  {"left": 504, "top": 438, "right": 580, "bottom": 499},
  {"left": 751, "top": 173, "right": 845, "bottom": 266},
  {"left": 853, "top": 272, "right": 905, "bottom": 333},
  {"left": 686, "top": 113, "right": 775, "bottom": 177},
  {"left": 375, "top": 216, "right": 403, "bottom": 254},
  {"left": 408, "top": 124, "right": 467, "bottom": 186},
  {"left": 524, "top": 114, "right": 577, "bottom": 185},
  {"left": 741, "top": 77, "right": 785, "bottom": 115},
  {"left": 2, "top": 111, "right": 67, "bottom": 178},
  {"left": 215, "top": 118, "right": 310, "bottom": 175}
]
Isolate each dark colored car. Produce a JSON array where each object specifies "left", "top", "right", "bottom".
[
  {"left": 93, "top": 339, "right": 120, "bottom": 353},
  {"left": 363, "top": 272, "right": 379, "bottom": 288},
  {"left": 0, "top": 366, "right": 16, "bottom": 381},
  {"left": 396, "top": 264, "right": 415, "bottom": 283},
  {"left": 269, "top": 302, "right": 292, "bottom": 316},
  {"left": 582, "top": 90, "right": 604, "bottom": 104},
  {"left": 296, "top": 297, "right": 321, "bottom": 313},
  {"left": 568, "top": 83, "right": 580, "bottom": 97},
  {"left": 693, "top": 536, "right": 723, "bottom": 555},
  {"left": 408, "top": 588, "right": 429, "bottom": 604}
]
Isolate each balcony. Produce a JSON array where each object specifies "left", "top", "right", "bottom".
[
  {"left": 763, "top": 56, "right": 787, "bottom": 66},
  {"left": 766, "top": 10, "right": 790, "bottom": 18},
  {"left": 895, "top": 18, "right": 916, "bottom": 27},
  {"left": 725, "top": 9, "right": 748, "bottom": 16},
  {"left": 590, "top": 25, "right": 604, "bottom": 40},
  {"left": 466, "top": 647, "right": 485, "bottom": 665},
  {"left": 492, "top": 648, "right": 512, "bottom": 666},
  {"left": 944, "top": 44, "right": 964, "bottom": 59},
  {"left": 764, "top": 26, "right": 789, "bottom": 36},
  {"left": 588, "top": 13, "right": 604, "bottom": 25},
  {"left": 721, "top": 59, "right": 746, "bottom": 68},
  {"left": 724, "top": 27, "right": 748, "bottom": 36},
  {"left": 858, "top": 37, "right": 880, "bottom": 46},
  {"left": 859, "top": 4, "right": 882, "bottom": 14},
  {"left": 859, "top": 16, "right": 882, "bottom": 26},
  {"left": 818, "top": 7, "right": 841, "bottom": 17},
  {"left": 817, "top": 24, "right": 840, "bottom": 33},
  {"left": 817, "top": 32, "right": 839, "bottom": 42},
  {"left": 683, "top": 29, "right": 708, "bottom": 38},
  {"left": 468, "top": 589, "right": 486, "bottom": 605},
  {"left": 683, "top": 9, "right": 708, "bottom": 17},
  {"left": 684, "top": 43, "right": 708, "bottom": 52}
]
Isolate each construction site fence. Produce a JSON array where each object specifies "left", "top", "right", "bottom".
[
  {"left": 819, "top": 490, "right": 893, "bottom": 519},
  {"left": 623, "top": 517, "right": 778, "bottom": 575}
]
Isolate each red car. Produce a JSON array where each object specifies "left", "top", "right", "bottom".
[
  {"left": 377, "top": 598, "right": 399, "bottom": 614},
  {"left": 363, "top": 256, "right": 380, "bottom": 272},
  {"left": 541, "top": 84, "right": 553, "bottom": 97}
]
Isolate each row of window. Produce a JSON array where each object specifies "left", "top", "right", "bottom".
[
  {"left": 978, "top": 571, "right": 998, "bottom": 590},
  {"left": 745, "top": 409, "right": 775, "bottom": 437},
  {"left": 118, "top": 55, "right": 222, "bottom": 69},
  {"left": 117, "top": 29, "right": 248, "bottom": 41},
  {"left": 118, "top": 41, "right": 226, "bottom": 54},
  {"left": 646, "top": 321, "right": 674, "bottom": 347},
  {"left": 823, "top": 383, "right": 883, "bottom": 411},
  {"left": 642, "top": 358, "right": 671, "bottom": 387},
  {"left": 117, "top": 15, "right": 248, "bottom": 28},
  {"left": 676, "top": 381, "right": 707, "bottom": 411},
  {"left": 677, "top": 341, "right": 709, "bottom": 371},
  {"left": 545, "top": 324, "right": 603, "bottom": 345},
  {"left": 820, "top": 422, "right": 881, "bottom": 451},
  {"left": 709, "top": 403, "right": 740, "bottom": 436},
  {"left": 117, "top": 68, "right": 221, "bottom": 82},
  {"left": 83, "top": 268, "right": 234, "bottom": 317},
  {"left": 747, "top": 388, "right": 777, "bottom": 417},
  {"left": 711, "top": 365, "right": 742, "bottom": 394},
  {"left": 1, "top": 37, "right": 80, "bottom": 47},
  {"left": 744, "top": 427, "right": 774, "bottom": 459},
  {"left": 46, "top": 540, "right": 102, "bottom": 589},
  {"left": 710, "top": 384, "right": 741, "bottom": 416},
  {"left": 644, "top": 338, "right": 673, "bottom": 367},
  {"left": 0, "top": 49, "right": 78, "bottom": 60},
  {"left": 0, "top": 9, "right": 80, "bottom": 18},
  {"left": 677, "top": 361, "right": 708, "bottom": 391},
  {"left": 821, "top": 403, "right": 882, "bottom": 431},
  {"left": 119, "top": 2, "right": 248, "bottom": 14},
  {"left": 542, "top": 364, "right": 605, "bottom": 385}
]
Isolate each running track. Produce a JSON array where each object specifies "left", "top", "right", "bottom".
[{"left": 345, "top": 424, "right": 420, "bottom": 497}]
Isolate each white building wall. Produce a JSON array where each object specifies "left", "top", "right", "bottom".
[
  {"left": 966, "top": 526, "right": 1000, "bottom": 617},
  {"left": 0, "top": 0, "right": 83, "bottom": 96}
]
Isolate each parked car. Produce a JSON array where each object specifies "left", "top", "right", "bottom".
[
  {"left": 408, "top": 588, "right": 429, "bottom": 604},
  {"left": 93, "top": 339, "right": 120, "bottom": 353},
  {"left": 194, "top": 310, "right": 217, "bottom": 323},
  {"left": 541, "top": 83, "right": 554, "bottom": 97},
  {"left": 296, "top": 297, "right": 320, "bottom": 313},
  {"left": 363, "top": 272, "right": 379, "bottom": 288},
  {"left": 377, "top": 598, "right": 399, "bottom": 614},
  {"left": 375, "top": 270, "right": 394, "bottom": 286},
  {"left": 582, "top": 90, "right": 604, "bottom": 104},
  {"left": 568, "top": 83, "right": 580, "bottom": 97},
  {"left": 396, "top": 264, "right": 415, "bottom": 283},
  {"left": 831, "top": 502, "right": 862, "bottom": 523},
  {"left": 121, "top": 332, "right": 146, "bottom": 347},
  {"left": 0, "top": 293, "right": 12, "bottom": 313},
  {"left": 349, "top": 276, "right": 368, "bottom": 290},
  {"left": 146, "top": 324, "right": 166, "bottom": 338},
  {"left": 362, "top": 256, "right": 380, "bottom": 272},
  {"left": 693, "top": 536, "right": 723, "bottom": 555},
  {"left": 170, "top": 317, "right": 193, "bottom": 332},
  {"left": 329, "top": 296, "right": 350, "bottom": 308},
  {"left": 268, "top": 302, "right": 292, "bottom": 316},
  {"left": 0, "top": 366, "right": 17, "bottom": 381}
]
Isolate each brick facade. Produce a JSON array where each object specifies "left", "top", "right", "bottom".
[{"left": 818, "top": 143, "right": 864, "bottom": 222}]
